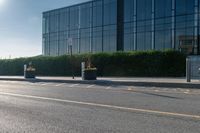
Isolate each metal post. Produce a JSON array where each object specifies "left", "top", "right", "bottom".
[
  {"left": 81, "top": 62, "right": 85, "bottom": 80},
  {"left": 186, "top": 58, "right": 191, "bottom": 82},
  {"left": 24, "top": 64, "right": 27, "bottom": 78},
  {"left": 70, "top": 45, "right": 74, "bottom": 79}
]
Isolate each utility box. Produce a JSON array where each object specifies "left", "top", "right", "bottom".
[{"left": 186, "top": 56, "right": 200, "bottom": 82}]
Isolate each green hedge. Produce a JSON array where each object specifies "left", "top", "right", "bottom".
[{"left": 0, "top": 50, "right": 186, "bottom": 77}]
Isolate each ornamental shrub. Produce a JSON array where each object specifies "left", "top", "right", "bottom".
[{"left": 0, "top": 50, "right": 186, "bottom": 77}]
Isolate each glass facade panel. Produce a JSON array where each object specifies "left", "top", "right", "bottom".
[
  {"left": 124, "top": 0, "right": 134, "bottom": 22},
  {"left": 69, "top": 30, "right": 79, "bottom": 54},
  {"left": 137, "top": 32, "right": 151, "bottom": 50},
  {"left": 137, "top": 0, "right": 152, "bottom": 21},
  {"left": 103, "top": 25, "right": 117, "bottom": 52},
  {"left": 176, "top": 0, "right": 194, "bottom": 15},
  {"left": 92, "top": 27, "right": 103, "bottom": 53},
  {"left": 93, "top": 1, "right": 103, "bottom": 27},
  {"left": 124, "top": 23, "right": 134, "bottom": 51},
  {"left": 175, "top": 0, "right": 195, "bottom": 54},
  {"left": 42, "top": 0, "right": 200, "bottom": 56},
  {"left": 103, "top": 0, "right": 117, "bottom": 25},
  {"left": 70, "top": 6, "right": 79, "bottom": 30},
  {"left": 155, "top": 0, "right": 172, "bottom": 50},
  {"left": 80, "top": 3, "right": 92, "bottom": 28},
  {"left": 155, "top": 0, "right": 172, "bottom": 18},
  {"left": 59, "top": 9, "right": 69, "bottom": 31},
  {"left": 80, "top": 28, "right": 90, "bottom": 53}
]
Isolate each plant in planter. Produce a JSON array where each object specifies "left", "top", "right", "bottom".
[
  {"left": 24, "top": 62, "right": 36, "bottom": 79},
  {"left": 83, "top": 55, "right": 97, "bottom": 80}
]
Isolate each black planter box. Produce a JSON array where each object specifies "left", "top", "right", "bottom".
[
  {"left": 24, "top": 71, "right": 35, "bottom": 79},
  {"left": 84, "top": 69, "right": 97, "bottom": 80}
]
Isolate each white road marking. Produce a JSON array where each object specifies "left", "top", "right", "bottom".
[
  {"left": 0, "top": 91, "right": 199, "bottom": 120},
  {"left": 55, "top": 83, "right": 66, "bottom": 87},
  {"left": 69, "top": 84, "right": 79, "bottom": 88},
  {"left": 39, "top": 83, "right": 50, "bottom": 86},
  {"left": 86, "top": 85, "right": 95, "bottom": 88},
  {"left": 127, "top": 87, "right": 132, "bottom": 91},
  {"left": 105, "top": 86, "right": 111, "bottom": 90}
]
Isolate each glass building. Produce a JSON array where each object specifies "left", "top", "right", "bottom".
[{"left": 42, "top": 0, "right": 200, "bottom": 56}]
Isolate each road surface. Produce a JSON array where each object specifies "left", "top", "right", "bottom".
[{"left": 0, "top": 81, "right": 199, "bottom": 133}]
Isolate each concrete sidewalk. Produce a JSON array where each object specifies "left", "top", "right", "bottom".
[{"left": 0, "top": 76, "right": 199, "bottom": 89}]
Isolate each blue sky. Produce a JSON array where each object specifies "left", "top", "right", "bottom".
[{"left": 0, "top": 0, "right": 89, "bottom": 58}]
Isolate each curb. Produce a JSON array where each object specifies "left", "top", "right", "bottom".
[{"left": 0, "top": 78, "right": 199, "bottom": 89}]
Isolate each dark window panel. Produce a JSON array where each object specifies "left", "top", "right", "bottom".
[
  {"left": 124, "top": 0, "right": 134, "bottom": 22},
  {"left": 80, "top": 3, "right": 92, "bottom": 28},
  {"left": 80, "top": 28, "right": 91, "bottom": 53},
  {"left": 176, "top": 0, "right": 195, "bottom": 15},
  {"left": 137, "top": 0, "right": 152, "bottom": 21},
  {"left": 155, "top": 0, "right": 172, "bottom": 18},
  {"left": 103, "top": 0, "right": 117, "bottom": 25},
  {"left": 93, "top": 0, "right": 103, "bottom": 27},
  {"left": 103, "top": 25, "right": 117, "bottom": 52},
  {"left": 92, "top": 27, "right": 103, "bottom": 52}
]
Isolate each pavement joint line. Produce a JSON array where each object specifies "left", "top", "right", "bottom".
[{"left": 0, "top": 91, "right": 199, "bottom": 120}]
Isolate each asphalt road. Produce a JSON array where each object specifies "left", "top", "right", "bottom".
[{"left": 0, "top": 81, "right": 199, "bottom": 133}]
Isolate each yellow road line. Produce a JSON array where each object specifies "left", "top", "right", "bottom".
[
  {"left": 126, "top": 88, "right": 200, "bottom": 95},
  {"left": 0, "top": 91, "right": 199, "bottom": 120}
]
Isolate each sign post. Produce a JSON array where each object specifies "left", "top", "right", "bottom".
[
  {"left": 68, "top": 38, "right": 74, "bottom": 79},
  {"left": 81, "top": 62, "right": 85, "bottom": 80},
  {"left": 186, "top": 58, "right": 191, "bottom": 82}
]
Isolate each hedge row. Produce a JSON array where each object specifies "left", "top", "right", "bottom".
[{"left": 0, "top": 50, "right": 186, "bottom": 77}]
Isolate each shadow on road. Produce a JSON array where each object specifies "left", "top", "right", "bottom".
[{"left": 137, "top": 91, "right": 183, "bottom": 99}]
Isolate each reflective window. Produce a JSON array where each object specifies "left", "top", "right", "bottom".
[
  {"left": 59, "top": 8, "right": 69, "bottom": 31},
  {"left": 92, "top": 27, "right": 103, "bottom": 53},
  {"left": 136, "top": 0, "right": 152, "bottom": 50},
  {"left": 155, "top": 0, "right": 171, "bottom": 18},
  {"left": 136, "top": 32, "right": 151, "bottom": 50},
  {"left": 124, "top": 0, "right": 134, "bottom": 22},
  {"left": 103, "top": 0, "right": 117, "bottom": 25},
  {"left": 58, "top": 31, "right": 68, "bottom": 55},
  {"left": 43, "top": 0, "right": 199, "bottom": 56},
  {"left": 175, "top": 0, "right": 195, "bottom": 52},
  {"left": 137, "top": 0, "right": 152, "bottom": 21},
  {"left": 93, "top": 1, "right": 103, "bottom": 27},
  {"left": 103, "top": 25, "right": 117, "bottom": 52},
  {"left": 70, "top": 6, "right": 79, "bottom": 30},
  {"left": 49, "top": 33, "right": 59, "bottom": 56},
  {"left": 80, "top": 28, "right": 91, "bottom": 53},
  {"left": 155, "top": 30, "right": 171, "bottom": 50},
  {"left": 80, "top": 3, "right": 92, "bottom": 28},
  {"left": 176, "top": 0, "right": 195, "bottom": 15},
  {"left": 154, "top": 0, "right": 172, "bottom": 50},
  {"left": 69, "top": 30, "right": 79, "bottom": 53},
  {"left": 124, "top": 23, "right": 134, "bottom": 51}
]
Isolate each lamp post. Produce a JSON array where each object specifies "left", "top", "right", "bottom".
[{"left": 68, "top": 38, "right": 74, "bottom": 79}]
